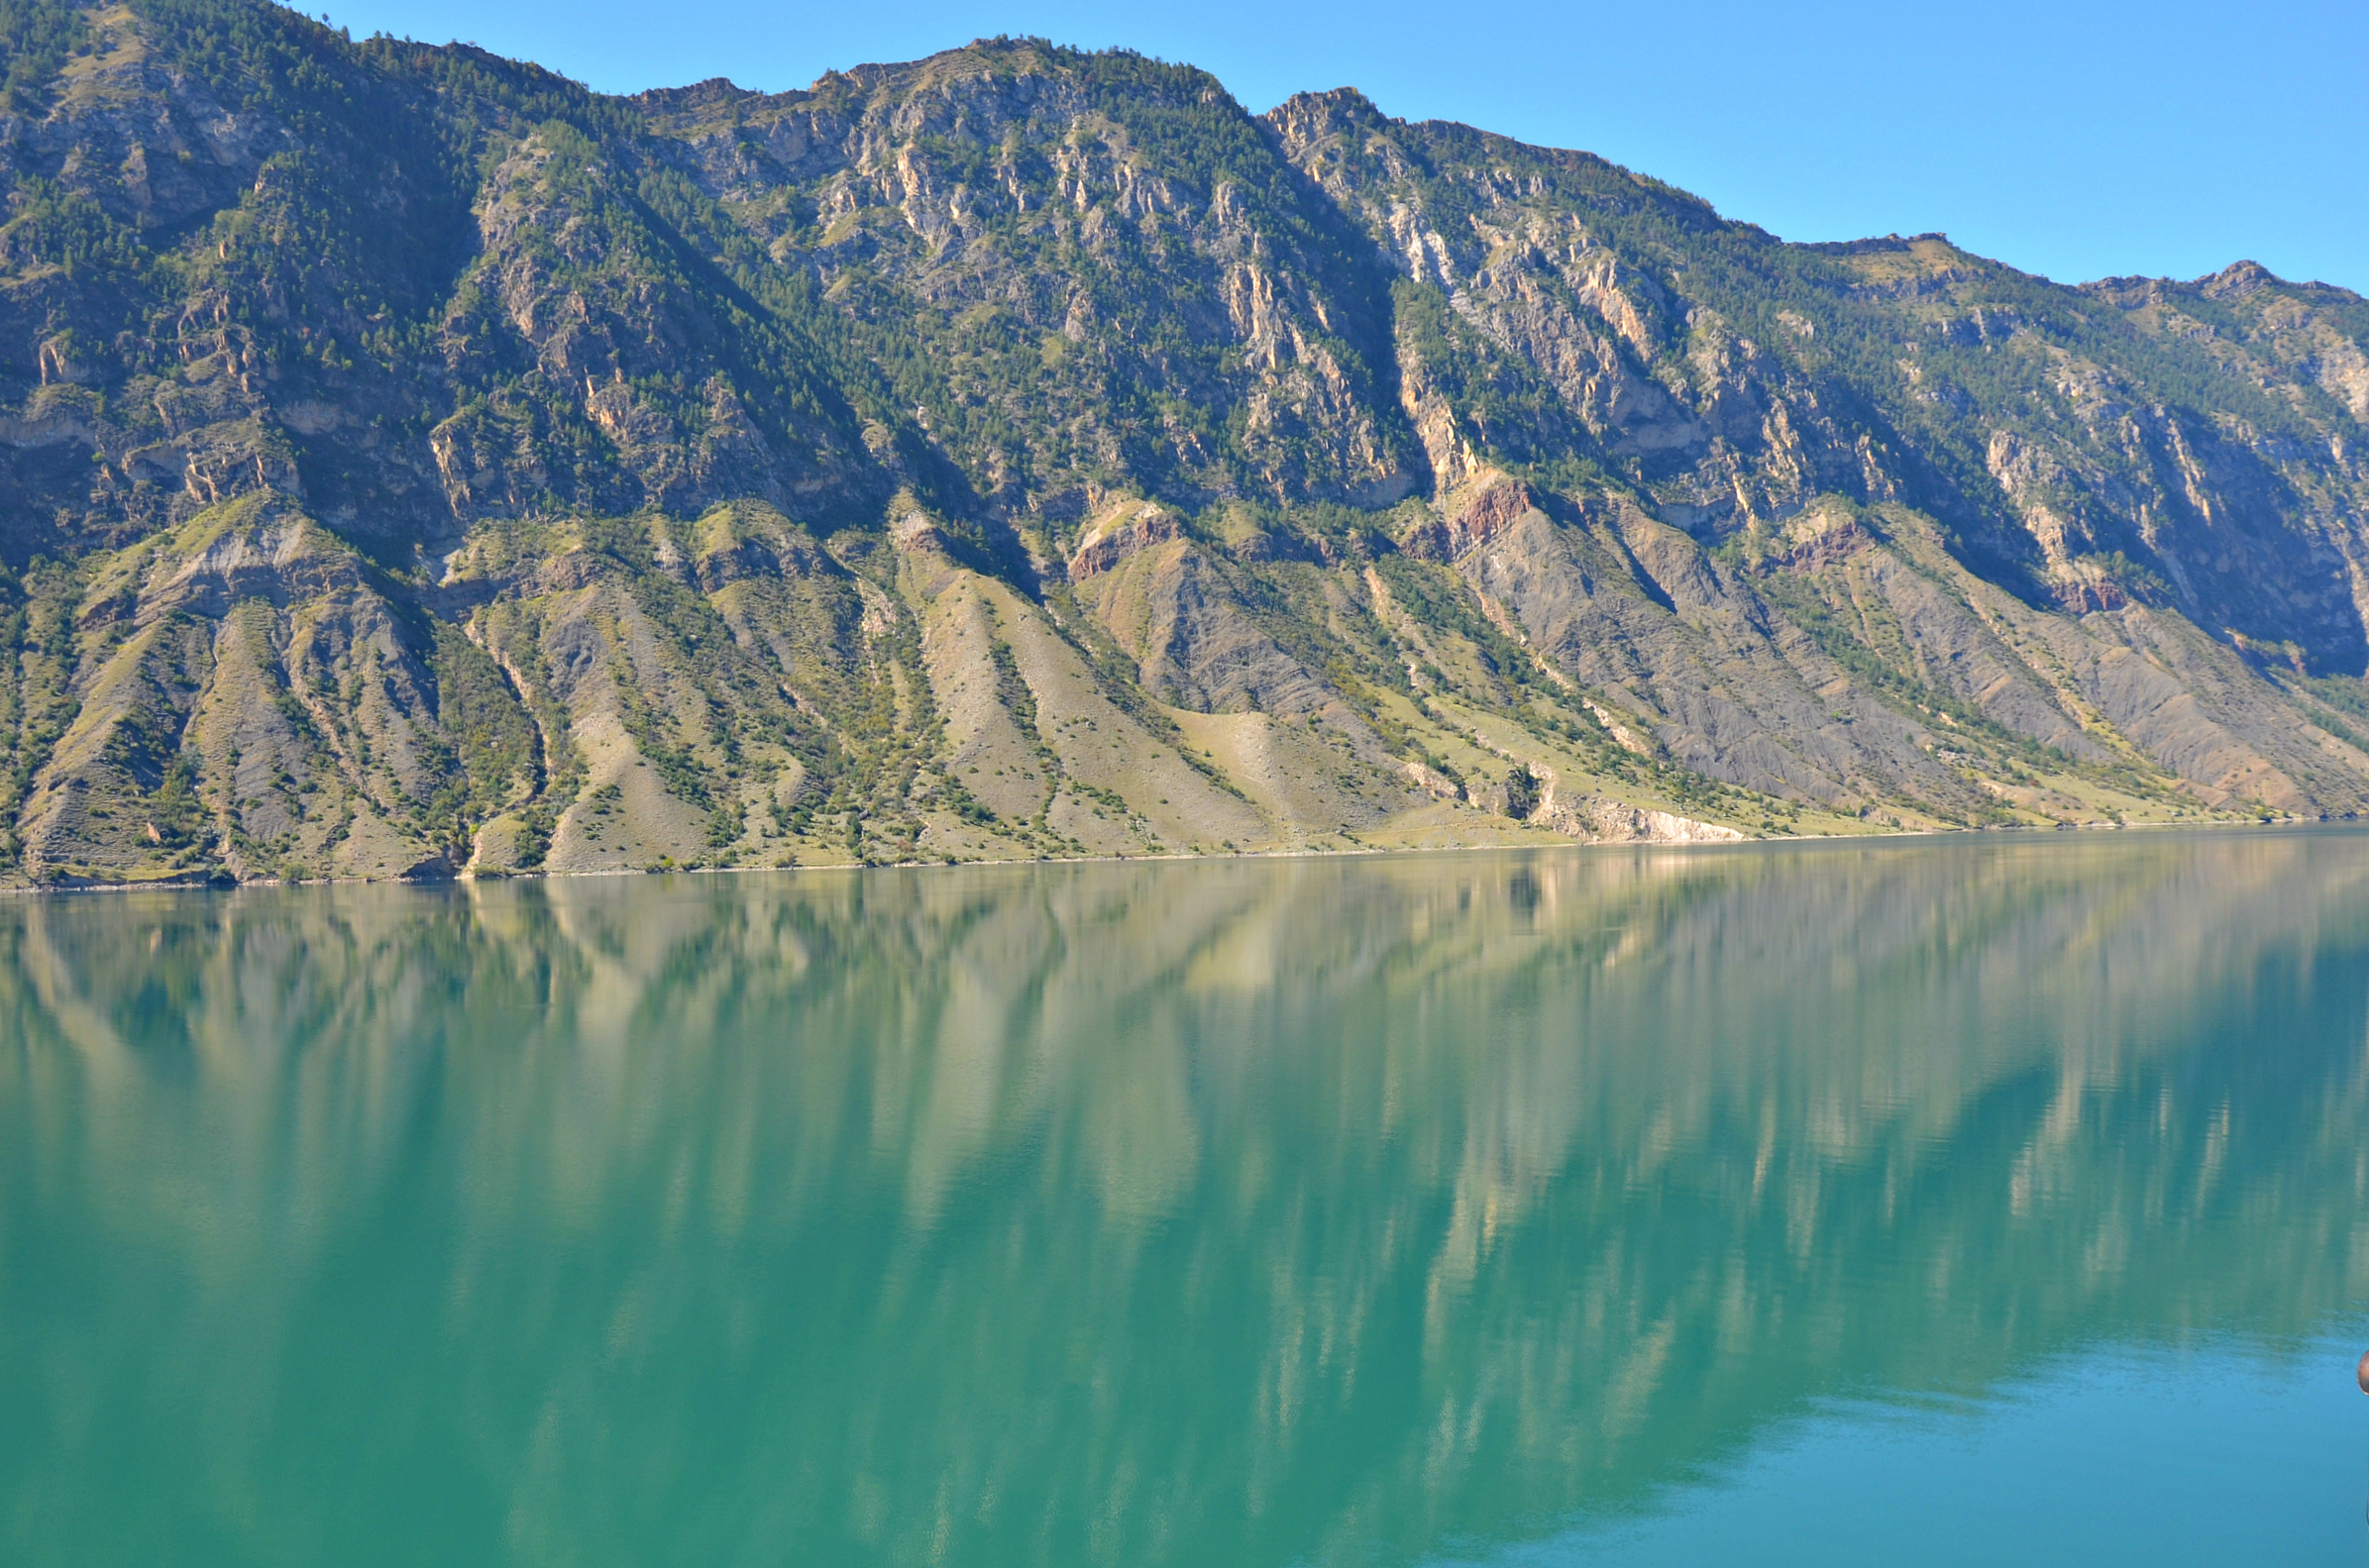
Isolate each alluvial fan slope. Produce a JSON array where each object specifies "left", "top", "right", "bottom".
[{"left": 5, "top": 2, "right": 2369, "bottom": 884}]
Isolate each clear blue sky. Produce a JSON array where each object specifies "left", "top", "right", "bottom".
[{"left": 315, "top": 0, "right": 2366, "bottom": 292}]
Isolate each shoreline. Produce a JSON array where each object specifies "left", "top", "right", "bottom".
[{"left": 2, "top": 812, "right": 2352, "bottom": 898}]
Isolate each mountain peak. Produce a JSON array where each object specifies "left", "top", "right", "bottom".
[
  {"left": 0, "top": 13, "right": 2361, "bottom": 888},
  {"left": 2200, "top": 259, "right": 2278, "bottom": 298},
  {"left": 1262, "top": 85, "right": 1390, "bottom": 139},
  {"left": 627, "top": 77, "right": 753, "bottom": 112}
]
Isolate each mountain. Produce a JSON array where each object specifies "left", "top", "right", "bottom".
[{"left": 6, "top": 1, "right": 2369, "bottom": 886}]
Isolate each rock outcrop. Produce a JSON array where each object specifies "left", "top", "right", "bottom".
[{"left": 1, "top": 8, "right": 2365, "bottom": 884}]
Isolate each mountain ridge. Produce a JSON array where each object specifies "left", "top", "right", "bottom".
[{"left": 4, "top": 2, "right": 2368, "bottom": 887}]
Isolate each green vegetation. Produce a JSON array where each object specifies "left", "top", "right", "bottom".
[
  {"left": 0, "top": 0, "right": 86, "bottom": 115},
  {"left": 0, "top": 12, "right": 2352, "bottom": 882}
]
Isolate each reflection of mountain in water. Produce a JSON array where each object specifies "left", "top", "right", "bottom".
[{"left": 3, "top": 834, "right": 2368, "bottom": 1565}]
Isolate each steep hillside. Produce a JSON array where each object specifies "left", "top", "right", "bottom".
[{"left": 2, "top": 2, "right": 2366, "bottom": 885}]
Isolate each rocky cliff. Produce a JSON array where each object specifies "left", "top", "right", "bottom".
[{"left": 4, "top": 3, "right": 2368, "bottom": 885}]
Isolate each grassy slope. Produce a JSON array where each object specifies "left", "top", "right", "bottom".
[{"left": 0, "top": 6, "right": 2359, "bottom": 886}]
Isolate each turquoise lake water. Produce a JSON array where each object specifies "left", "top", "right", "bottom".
[{"left": 2, "top": 830, "right": 2365, "bottom": 1564}]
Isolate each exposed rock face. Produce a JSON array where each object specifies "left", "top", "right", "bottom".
[
  {"left": 1540, "top": 793, "right": 1746, "bottom": 845},
  {"left": 1264, "top": 92, "right": 2369, "bottom": 679},
  {"left": 1, "top": 8, "right": 2366, "bottom": 885},
  {"left": 1402, "top": 472, "right": 1542, "bottom": 561},
  {"left": 1066, "top": 500, "right": 1183, "bottom": 580}
]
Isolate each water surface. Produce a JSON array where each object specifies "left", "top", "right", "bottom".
[{"left": 3, "top": 831, "right": 2365, "bottom": 1564}]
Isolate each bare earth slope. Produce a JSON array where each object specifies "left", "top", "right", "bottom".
[{"left": 4, "top": 5, "right": 2367, "bottom": 885}]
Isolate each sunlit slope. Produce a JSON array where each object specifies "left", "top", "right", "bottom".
[{"left": 7, "top": 5, "right": 2369, "bottom": 882}]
